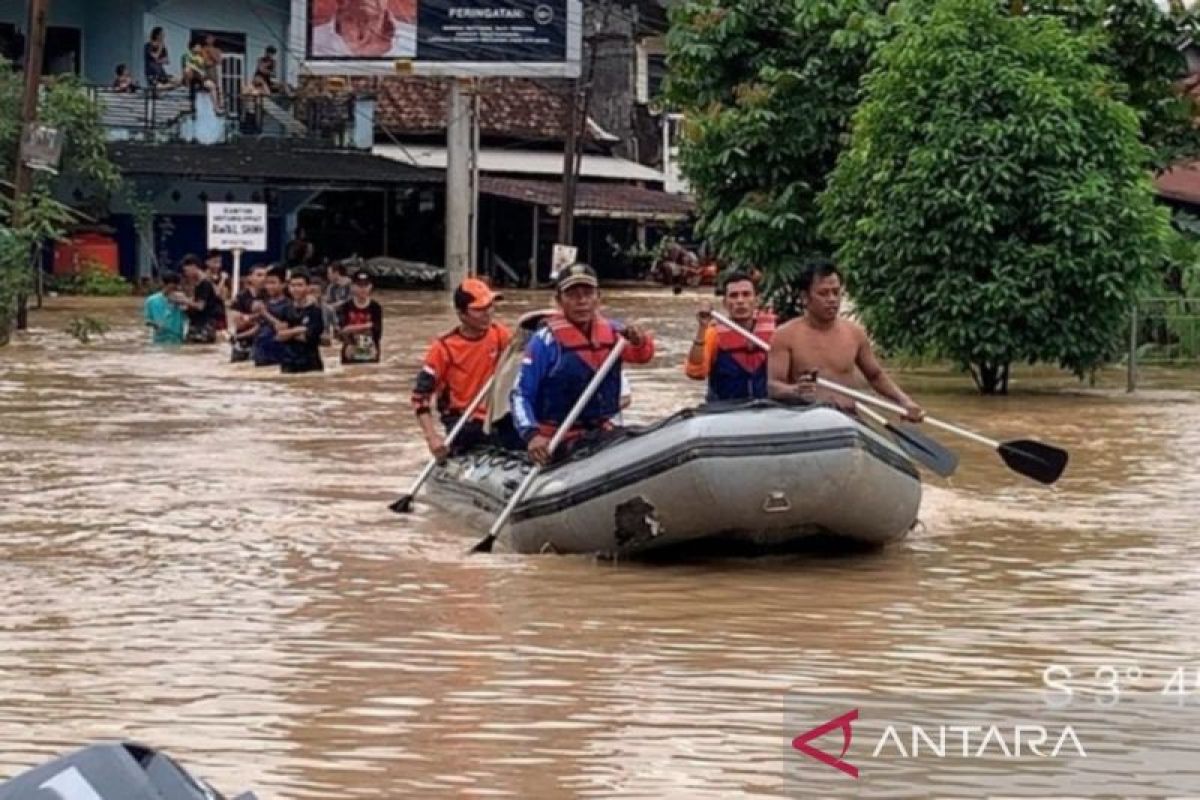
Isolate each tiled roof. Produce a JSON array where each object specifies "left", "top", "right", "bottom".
[
  {"left": 1156, "top": 161, "right": 1200, "bottom": 204},
  {"left": 108, "top": 139, "right": 439, "bottom": 185},
  {"left": 480, "top": 176, "right": 694, "bottom": 220},
  {"left": 298, "top": 76, "right": 597, "bottom": 142}
]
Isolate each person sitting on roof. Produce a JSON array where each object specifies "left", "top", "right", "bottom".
[{"left": 510, "top": 263, "right": 655, "bottom": 465}]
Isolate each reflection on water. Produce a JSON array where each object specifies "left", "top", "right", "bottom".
[{"left": 1, "top": 291, "right": 1198, "bottom": 798}]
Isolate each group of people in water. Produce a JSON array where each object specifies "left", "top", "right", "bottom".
[
  {"left": 410, "top": 258, "right": 925, "bottom": 467},
  {"left": 145, "top": 250, "right": 924, "bottom": 465},
  {"left": 143, "top": 251, "right": 384, "bottom": 373}
]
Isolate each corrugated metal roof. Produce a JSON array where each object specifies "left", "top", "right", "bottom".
[
  {"left": 480, "top": 177, "right": 694, "bottom": 221},
  {"left": 110, "top": 140, "right": 439, "bottom": 185},
  {"left": 374, "top": 144, "right": 666, "bottom": 182}
]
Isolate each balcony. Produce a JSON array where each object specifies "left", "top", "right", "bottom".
[{"left": 90, "top": 85, "right": 369, "bottom": 148}]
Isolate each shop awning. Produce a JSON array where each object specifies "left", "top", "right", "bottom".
[
  {"left": 479, "top": 177, "right": 694, "bottom": 222},
  {"left": 373, "top": 144, "right": 666, "bottom": 183}
]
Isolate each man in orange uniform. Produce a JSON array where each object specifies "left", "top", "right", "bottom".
[
  {"left": 684, "top": 270, "right": 775, "bottom": 401},
  {"left": 411, "top": 278, "right": 511, "bottom": 458}
]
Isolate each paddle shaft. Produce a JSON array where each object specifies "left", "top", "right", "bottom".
[
  {"left": 399, "top": 371, "right": 497, "bottom": 500},
  {"left": 708, "top": 311, "right": 994, "bottom": 446},
  {"left": 709, "top": 311, "right": 888, "bottom": 426},
  {"left": 473, "top": 337, "right": 629, "bottom": 551}
]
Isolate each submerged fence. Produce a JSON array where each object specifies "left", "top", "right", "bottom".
[{"left": 1126, "top": 295, "right": 1200, "bottom": 391}]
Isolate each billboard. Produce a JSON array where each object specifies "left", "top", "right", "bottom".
[{"left": 292, "top": 0, "right": 581, "bottom": 77}]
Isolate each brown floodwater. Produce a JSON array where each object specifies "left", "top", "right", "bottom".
[{"left": 1, "top": 289, "right": 1198, "bottom": 798}]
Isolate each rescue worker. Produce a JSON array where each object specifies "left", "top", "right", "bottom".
[
  {"left": 511, "top": 263, "right": 655, "bottom": 465},
  {"left": 412, "top": 278, "right": 512, "bottom": 458},
  {"left": 684, "top": 269, "right": 775, "bottom": 401}
]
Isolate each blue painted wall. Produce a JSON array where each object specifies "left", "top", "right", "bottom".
[
  {"left": 85, "top": 0, "right": 139, "bottom": 85},
  {"left": 0, "top": 0, "right": 91, "bottom": 76},
  {"left": 0, "top": 0, "right": 289, "bottom": 85},
  {"left": 144, "top": 0, "right": 288, "bottom": 85}
]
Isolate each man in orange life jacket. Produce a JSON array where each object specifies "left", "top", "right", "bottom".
[
  {"left": 684, "top": 269, "right": 775, "bottom": 401},
  {"left": 411, "top": 278, "right": 512, "bottom": 458},
  {"left": 511, "top": 263, "right": 655, "bottom": 465}
]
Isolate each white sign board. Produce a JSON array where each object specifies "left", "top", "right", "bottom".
[
  {"left": 206, "top": 203, "right": 268, "bottom": 252},
  {"left": 550, "top": 243, "right": 577, "bottom": 279},
  {"left": 21, "top": 123, "right": 63, "bottom": 174}
]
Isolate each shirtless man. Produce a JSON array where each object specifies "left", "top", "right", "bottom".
[{"left": 767, "top": 258, "right": 924, "bottom": 422}]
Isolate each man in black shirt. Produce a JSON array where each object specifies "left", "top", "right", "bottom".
[
  {"left": 336, "top": 270, "right": 383, "bottom": 364},
  {"left": 275, "top": 270, "right": 324, "bottom": 373},
  {"left": 180, "top": 254, "right": 224, "bottom": 343},
  {"left": 230, "top": 264, "right": 267, "bottom": 362}
]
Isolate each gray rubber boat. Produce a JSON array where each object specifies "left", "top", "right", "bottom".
[
  {"left": 429, "top": 401, "right": 921, "bottom": 556},
  {"left": 0, "top": 741, "right": 257, "bottom": 800}
]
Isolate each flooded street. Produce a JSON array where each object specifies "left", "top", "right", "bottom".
[{"left": 1, "top": 288, "right": 1198, "bottom": 798}]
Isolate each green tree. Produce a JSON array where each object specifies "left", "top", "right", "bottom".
[
  {"left": 819, "top": 0, "right": 1170, "bottom": 393},
  {"left": 1020, "top": 0, "right": 1200, "bottom": 172},
  {"left": 665, "top": 0, "right": 893, "bottom": 302},
  {"left": 1, "top": 61, "right": 120, "bottom": 343}
]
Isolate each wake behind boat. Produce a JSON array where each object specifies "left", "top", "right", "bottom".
[{"left": 428, "top": 401, "right": 921, "bottom": 557}]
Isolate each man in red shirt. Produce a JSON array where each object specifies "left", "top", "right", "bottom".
[{"left": 411, "top": 278, "right": 511, "bottom": 458}]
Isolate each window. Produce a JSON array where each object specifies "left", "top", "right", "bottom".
[
  {"left": 44, "top": 26, "right": 81, "bottom": 75},
  {"left": 0, "top": 23, "right": 80, "bottom": 74},
  {"left": 636, "top": 37, "right": 667, "bottom": 105},
  {"left": 646, "top": 54, "right": 667, "bottom": 103},
  {"left": 0, "top": 23, "right": 22, "bottom": 64}
]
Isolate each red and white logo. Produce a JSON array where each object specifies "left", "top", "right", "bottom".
[{"left": 792, "top": 709, "right": 859, "bottom": 779}]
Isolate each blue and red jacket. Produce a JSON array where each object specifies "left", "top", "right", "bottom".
[
  {"left": 685, "top": 311, "right": 775, "bottom": 401},
  {"left": 511, "top": 313, "right": 655, "bottom": 441}
]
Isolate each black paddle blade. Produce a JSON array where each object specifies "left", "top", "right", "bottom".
[
  {"left": 999, "top": 439, "right": 1069, "bottom": 485},
  {"left": 886, "top": 422, "right": 959, "bottom": 478},
  {"left": 470, "top": 535, "right": 496, "bottom": 554},
  {"left": 389, "top": 495, "right": 414, "bottom": 514}
]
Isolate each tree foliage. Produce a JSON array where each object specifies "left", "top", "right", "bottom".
[
  {"left": 1018, "top": 0, "right": 1200, "bottom": 172},
  {"left": 1, "top": 60, "right": 120, "bottom": 343},
  {"left": 665, "top": 0, "right": 893, "bottom": 303},
  {"left": 819, "top": 0, "right": 1170, "bottom": 393}
]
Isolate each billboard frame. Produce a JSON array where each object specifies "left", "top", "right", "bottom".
[{"left": 289, "top": 0, "right": 583, "bottom": 79}]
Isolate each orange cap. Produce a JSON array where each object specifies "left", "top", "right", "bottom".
[{"left": 455, "top": 278, "right": 501, "bottom": 311}]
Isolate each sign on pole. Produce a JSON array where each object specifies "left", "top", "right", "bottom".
[
  {"left": 206, "top": 202, "right": 268, "bottom": 252},
  {"left": 207, "top": 202, "right": 267, "bottom": 301},
  {"left": 550, "top": 243, "right": 577, "bottom": 279},
  {"left": 20, "top": 123, "right": 63, "bottom": 174}
]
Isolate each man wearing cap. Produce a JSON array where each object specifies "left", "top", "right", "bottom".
[
  {"left": 511, "top": 263, "right": 655, "bottom": 465},
  {"left": 411, "top": 278, "right": 512, "bottom": 458},
  {"left": 337, "top": 270, "right": 384, "bottom": 364}
]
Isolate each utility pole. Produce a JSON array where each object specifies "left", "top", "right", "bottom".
[
  {"left": 12, "top": 0, "right": 50, "bottom": 331},
  {"left": 557, "top": 80, "right": 579, "bottom": 247},
  {"left": 444, "top": 78, "right": 472, "bottom": 291},
  {"left": 557, "top": 0, "right": 613, "bottom": 250},
  {"left": 469, "top": 81, "right": 481, "bottom": 278}
]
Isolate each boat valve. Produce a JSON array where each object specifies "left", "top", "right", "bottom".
[{"left": 762, "top": 491, "right": 791, "bottom": 513}]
